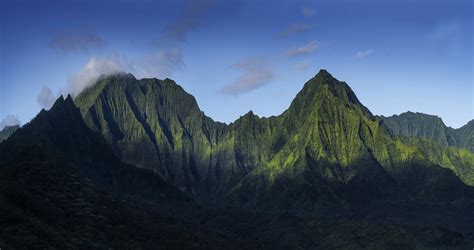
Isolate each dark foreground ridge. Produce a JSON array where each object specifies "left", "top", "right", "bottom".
[{"left": 1, "top": 70, "right": 473, "bottom": 249}]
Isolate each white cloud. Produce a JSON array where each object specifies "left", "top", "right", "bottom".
[
  {"left": 68, "top": 54, "right": 124, "bottom": 96},
  {"left": 355, "top": 49, "right": 374, "bottom": 59},
  {"left": 37, "top": 86, "right": 58, "bottom": 110},
  {"left": 286, "top": 40, "right": 319, "bottom": 57},
  {"left": 68, "top": 48, "right": 185, "bottom": 96},
  {"left": 0, "top": 114, "right": 20, "bottom": 130},
  {"left": 221, "top": 58, "right": 274, "bottom": 95}
]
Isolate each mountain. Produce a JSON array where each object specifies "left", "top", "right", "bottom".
[
  {"left": 455, "top": 120, "right": 474, "bottom": 151},
  {"left": 381, "top": 111, "right": 474, "bottom": 152},
  {"left": 75, "top": 70, "right": 474, "bottom": 203},
  {"left": 0, "top": 125, "right": 19, "bottom": 142},
  {"left": 4, "top": 95, "right": 191, "bottom": 202},
  {"left": 0, "top": 95, "right": 241, "bottom": 249},
  {"left": 0, "top": 94, "right": 430, "bottom": 249},
  {"left": 74, "top": 73, "right": 262, "bottom": 201},
  {"left": 225, "top": 70, "right": 474, "bottom": 215},
  {"left": 2, "top": 70, "right": 474, "bottom": 248}
]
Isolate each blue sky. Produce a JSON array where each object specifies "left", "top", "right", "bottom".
[{"left": 0, "top": 0, "right": 472, "bottom": 129}]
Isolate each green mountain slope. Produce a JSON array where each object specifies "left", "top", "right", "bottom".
[
  {"left": 381, "top": 111, "right": 474, "bottom": 152},
  {"left": 399, "top": 137, "right": 474, "bottom": 185},
  {"left": 74, "top": 70, "right": 474, "bottom": 208},
  {"left": 5, "top": 95, "right": 191, "bottom": 203},
  {"left": 0, "top": 95, "right": 435, "bottom": 249},
  {"left": 225, "top": 71, "right": 474, "bottom": 217},
  {"left": 75, "top": 74, "right": 268, "bottom": 201},
  {"left": 0, "top": 95, "right": 244, "bottom": 249},
  {"left": 3, "top": 70, "right": 474, "bottom": 248},
  {"left": 453, "top": 120, "right": 474, "bottom": 151}
]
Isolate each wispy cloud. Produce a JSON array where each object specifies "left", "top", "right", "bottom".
[
  {"left": 277, "top": 23, "right": 314, "bottom": 38},
  {"left": 301, "top": 7, "right": 315, "bottom": 18},
  {"left": 286, "top": 40, "right": 319, "bottom": 57},
  {"left": 49, "top": 30, "right": 104, "bottom": 53},
  {"left": 294, "top": 61, "right": 311, "bottom": 71},
  {"left": 158, "top": 0, "right": 216, "bottom": 43},
  {"left": 68, "top": 54, "right": 124, "bottom": 96},
  {"left": 221, "top": 58, "right": 274, "bottom": 95},
  {"left": 0, "top": 114, "right": 20, "bottom": 130},
  {"left": 37, "top": 86, "right": 58, "bottom": 110},
  {"left": 67, "top": 48, "right": 185, "bottom": 96},
  {"left": 355, "top": 49, "right": 374, "bottom": 59},
  {"left": 138, "top": 47, "right": 184, "bottom": 78}
]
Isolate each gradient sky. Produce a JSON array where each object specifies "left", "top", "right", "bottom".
[{"left": 1, "top": 0, "right": 472, "bottom": 129}]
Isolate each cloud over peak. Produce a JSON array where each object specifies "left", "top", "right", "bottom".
[
  {"left": 0, "top": 114, "right": 20, "bottom": 130},
  {"left": 67, "top": 47, "right": 185, "bottom": 96},
  {"left": 68, "top": 54, "right": 124, "bottom": 96}
]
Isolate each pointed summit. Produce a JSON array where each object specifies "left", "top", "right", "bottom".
[
  {"left": 50, "top": 95, "right": 65, "bottom": 110},
  {"left": 314, "top": 69, "right": 333, "bottom": 80},
  {"left": 300, "top": 69, "right": 350, "bottom": 96},
  {"left": 48, "top": 95, "right": 84, "bottom": 122},
  {"left": 287, "top": 69, "right": 373, "bottom": 119},
  {"left": 65, "top": 94, "right": 74, "bottom": 103},
  {"left": 8, "top": 94, "right": 91, "bottom": 152}
]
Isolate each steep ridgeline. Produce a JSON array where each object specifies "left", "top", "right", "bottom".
[
  {"left": 456, "top": 120, "right": 474, "bottom": 151},
  {"left": 3, "top": 95, "right": 190, "bottom": 203},
  {"left": 225, "top": 70, "right": 474, "bottom": 215},
  {"left": 381, "top": 112, "right": 474, "bottom": 152},
  {"left": 75, "top": 74, "right": 252, "bottom": 200},
  {"left": 0, "top": 95, "right": 429, "bottom": 250},
  {"left": 75, "top": 71, "right": 474, "bottom": 207},
  {"left": 0, "top": 95, "right": 241, "bottom": 249}
]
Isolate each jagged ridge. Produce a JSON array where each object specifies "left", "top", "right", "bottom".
[
  {"left": 381, "top": 111, "right": 474, "bottom": 152},
  {"left": 74, "top": 70, "right": 474, "bottom": 207}
]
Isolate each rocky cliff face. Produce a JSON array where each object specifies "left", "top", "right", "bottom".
[
  {"left": 74, "top": 70, "right": 474, "bottom": 207},
  {"left": 381, "top": 111, "right": 474, "bottom": 152},
  {"left": 2, "top": 70, "right": 474, "bottom": 249}
]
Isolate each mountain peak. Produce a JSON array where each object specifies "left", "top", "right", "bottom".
[
  {"left": 287, "top": 69, "right": 373, "bottom": 119},
  {"left": 51, "top": 94, "right": 76, "bottom": 111},
  {"left": 50, "top": 95, "right": 65, "bottom": 110},
  {"left": 308, "top": 69, "right": 343, "bottom": 89},
  {"left": 245, "top": 110, "right": 255, "bottom": 116},
  {"left": 65, "top": 94, "right": 74, "bottom": 102},
  {"left": 315, "top": 69, "right": 333, "bottom": 79}
]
